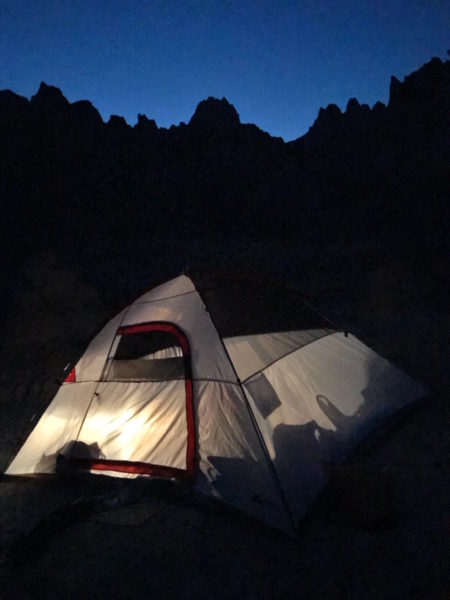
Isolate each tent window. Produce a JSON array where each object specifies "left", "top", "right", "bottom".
[{"left": 105, "top": 328, "right": 185, "bottom": 382}]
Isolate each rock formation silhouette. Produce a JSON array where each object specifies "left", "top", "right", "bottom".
[
  {"left": 0, "top": 58, "right": 448, "bottom": 466},
  {"left": 1, "top": 58, "right": 447, "bottom": 277}
]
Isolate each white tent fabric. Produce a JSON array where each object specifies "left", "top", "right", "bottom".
[
  {"left": 124, "top": 289, "right": 237, "bottom": 382},
  {"left": 244, "top": 332, "right": 425, "bottom": 520},
  {"left": 6, "top": 382, "right": 98, "bottom": 474},
  {"left": 76, "top": 311, "right": 126, "bottom": 382},
  {"left": 5, "top": 274, "right": 427, "bottom": 532},
  {"left": 77, "top": 380, "right": 188, "bottom": 468},
  {"left": 193, "top": 379, "right": 290, "bottom": 530},
  {"left": 224, "top": 328, "right": 333, "bottom": 382}
]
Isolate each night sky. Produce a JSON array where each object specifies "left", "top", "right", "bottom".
[{"left": 1, "top": 1, "right": 448, "bottom": 141}]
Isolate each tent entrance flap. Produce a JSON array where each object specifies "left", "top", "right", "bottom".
[{"left": 69, "top": 322, "right": 195, "bottom": 478}]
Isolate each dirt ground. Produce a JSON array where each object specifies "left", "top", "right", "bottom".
[{"left": 1, "top": 393, "right": 449, "bottom": 600}]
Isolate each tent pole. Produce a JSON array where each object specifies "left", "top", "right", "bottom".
[{"left": 199, "top": 295, "right": 297, "bottom": 534}]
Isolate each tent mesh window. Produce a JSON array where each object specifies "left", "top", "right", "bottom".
[{"left": 105, "top": 329, "right": 185, "bottom": 381}]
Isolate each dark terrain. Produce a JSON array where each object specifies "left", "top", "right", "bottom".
[{"left": 0, "top": 57, "right": 449, "bottom": 598}]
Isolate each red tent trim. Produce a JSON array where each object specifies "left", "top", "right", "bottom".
[{"left": 71, "top": 321, "right": 195, "bottom": 479}]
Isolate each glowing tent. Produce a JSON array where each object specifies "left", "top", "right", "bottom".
[{"left": 5, "top": 274, "right": 426, "bottom": 531}]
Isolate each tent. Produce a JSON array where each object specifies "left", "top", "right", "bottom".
[{"left": 5, "top": 274, "right": 426, "bottom": 532}]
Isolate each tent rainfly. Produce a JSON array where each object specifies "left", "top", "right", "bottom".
[{"left": 6, "top": 274, "right": 427, "bottom": 532}]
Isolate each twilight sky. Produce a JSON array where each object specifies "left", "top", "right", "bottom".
[{"left": 0, "top": 0, "right": 448, "bottom": 141}]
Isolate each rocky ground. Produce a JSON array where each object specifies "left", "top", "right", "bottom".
[{"left": 1, "top": 389, "right": 448, "bottom": 599}]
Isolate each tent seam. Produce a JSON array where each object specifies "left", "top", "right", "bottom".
[
  {"left": 73, "top": 377, "right": 242, "bottom": 385},
  {"left": 193, "top": 276, "right": 297, "bottom": 534},
  {"left": 134, "top": 289, "right": 197, "bottom": 305},
  {"left": 242, "top": 329, "right": 336, "bottom": 384}
]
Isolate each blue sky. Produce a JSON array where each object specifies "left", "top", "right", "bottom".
[{"left": 0, "top": 0, "right": 448, "bottom": 140}]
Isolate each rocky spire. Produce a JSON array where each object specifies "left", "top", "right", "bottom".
[{"left": 188, "top": 97, "right": 241, "bottom": 130}]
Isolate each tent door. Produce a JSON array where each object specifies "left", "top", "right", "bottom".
[{"left": 70, "top": 322, "right": 195, "bottom": 479}]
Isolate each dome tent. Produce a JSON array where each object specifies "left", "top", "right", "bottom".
[{"left": 5, "top": 274, "right": 427, "bottom": 532}]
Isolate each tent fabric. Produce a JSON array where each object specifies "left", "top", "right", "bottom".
[
  {"left": 223, "top": 328, "right": 335, "bottom": 382},
  {"left": 135, "top": 274, "right": 195, "bottom": 304},
  {"left": 75, "top": 311, "right": 126, "bottom": 382},
  {"left": 5, "top": 382, "right": 98, "bottom": 474},
  {"left": 76, "top": 380, "right": 188, "bottom": 469},
  {"left": 5, "top": 274, "right": 428, "bottom": 533},
  {"left": 124, "top": 290, "right": 237, "bottom": 383},
  {"left": 243, "top": 332, "right": 425, "bottom": 520},
  {"left": 192, "top": 379, "right": 291, "bottom": 531},
  {"left": 198, "top": 280, "right": 335, "bottom": 338}
]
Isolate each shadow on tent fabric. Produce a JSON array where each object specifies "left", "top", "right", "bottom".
[
  {"left": 202, "top": 404, "right": 363, "bottom": 528},
  {"left": 206, "top": 352, "right": 406, "bottom": 524},
  {"left": 270, "top": 395, "right": 379, "bottom": 518},
  {"left": 34, "top": 440, "right": 104, "bottom": 474}
]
